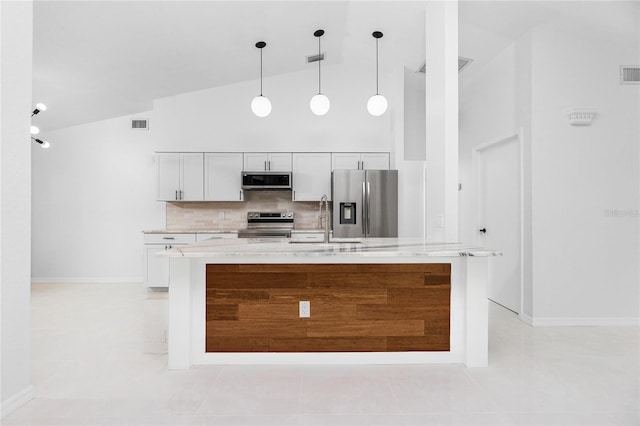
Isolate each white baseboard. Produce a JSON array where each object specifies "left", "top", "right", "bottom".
[
  {"left": 31, "top": 277, "right": 143, "bottom": 284},
  {"left": 518, "top": 312, "right": 534, "bottom": 325},
  {"left": 522, "top": 316, "right": 639, "bottom": 327},
  {"left": 1, "top": 385, "right": 33, "bottom": 419}
]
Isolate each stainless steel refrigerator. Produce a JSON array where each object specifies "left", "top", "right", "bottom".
[{"left": 332, "top": 169, "right": 398, "bottom": 238}]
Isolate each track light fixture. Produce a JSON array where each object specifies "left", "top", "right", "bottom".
[
  {"left": 310, "top": 29, "right": 330, "bottom": 116},
  {"left": 31, "top": 103, "right": 47, "bottom": 116},
  {"left": 30, "top": 102, "right": 52, "bottom": 148},
  {"left": 367, "top": 31, "right": 388, "bottom": 116},
  {"left": 31, "top": 137, "right": 50, "bottom": 149},
  {"left": 251, "top": 41, "right": 272, "bottom": 117}
]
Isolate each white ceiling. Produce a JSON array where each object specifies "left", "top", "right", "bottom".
[{"left": 32, "top": 1, "right": 639, "bottom": 131}]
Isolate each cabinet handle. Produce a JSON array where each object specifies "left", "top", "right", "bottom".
[
  {"left": 175, "top": 190, "right": 178, "bottom": 200},
  {"left": 239, "top": 190, "right": 243, "bottom": 201},
  {"left": 293, "top": 190, "right": 295, "bottom": 201},
  {"left": 268, "top": 160, "right": 271, "bottom": 171},
  {"left": 163, "top": 237, "right": 175, "bottom": 240},
  {"left": 264, "top": 160, "right": 267, "bottom": 171}
]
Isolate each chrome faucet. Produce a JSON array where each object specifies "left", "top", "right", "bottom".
[{"left": 319, "top": 194, "right": 330, "bottom": 243}]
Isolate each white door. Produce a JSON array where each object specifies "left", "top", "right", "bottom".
[
  {"left": 180, "top": 153, "right": 204, "bottom": 201},
  {"left": 157, "top": 153, "right": 180, "bottom": 201},
  {"left": 331, "top": 153, "right": 360, "bottom": 170},
  {"left": 205, "top": 153, "right": 243, "bottom": 201},
  {"left": 267, "top": 153, "right": 292, "bottom": 171},
  {"left": 292, "top": 153, "right": 331, "bottom": 201},
  {"left": 361, "top": 153, "right": 390, "bottom": 170},
  {"left": 477, "top": 135, "right": 521, "bottom": 313},
  {"left": 243, "top": 153, "right": 268, "bottom": 171}
]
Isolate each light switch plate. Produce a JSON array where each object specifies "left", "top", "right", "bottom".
[{"left": 299, "top": 301, "right": 310, "bottom": 318}]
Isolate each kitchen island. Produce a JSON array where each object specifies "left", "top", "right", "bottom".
[{"left": 160, "top": 238, "right": 500, "bottom": 369}]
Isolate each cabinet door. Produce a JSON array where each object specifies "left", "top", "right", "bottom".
[
  {"left": 331, "top": 153, "right": 361, "bottom": 170},
  {"left": 205, "top": 153, "right": 244, "bottom": 201},
  {"left": 292, "top": 153, "right": 332, "bottom": 201},
  {"left": 243, "top": 153, "right": 268, "bottom": 171},
  {"left": 145, "top": 245, "right": 169, "bottom": 287},
  {"left": 180, "top": 153, "right": 204, "bottom": 201},
  {"left": 267, "top": 153, "right": 292, "bottom": 172},
  {"left": 157, "top": 153, "right": 181, "bottom": 201},
  {"left": 361, "top": 153, "right": 390, "bottom": 170}
]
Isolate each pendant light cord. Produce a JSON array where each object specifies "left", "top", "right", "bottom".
[
  {"left": 375, "top": 38, "right": 379, "bottom": 95},
  {"left": 318, "top": 35, "right": 321, "bottom": 94},
  {"left": 260, "top": 48, "right": 263, "bottom": 96}
]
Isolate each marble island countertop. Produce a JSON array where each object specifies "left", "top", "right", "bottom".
[
  {"left": 143, "top": 229, "right": 239, "bottom": 234},
  {"left": 142, "top": 229, "right": 326, "bottom": 234},
  {"left": 158, "top": 237, "right": 501, "bottom": 258}
]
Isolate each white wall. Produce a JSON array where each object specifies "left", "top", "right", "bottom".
[
  {"left": 530, "top": 28, "right": 639, "bottom": 323},
  {"left": 460, "top": 26, "right": 639, "bottom": 324},
  {"left": 153, "top": 63, "right": 393, "bottom": 153},
  {"left": 1, "top": 0, "right": 34, "bottom": 416},
  {"left": 31, "top": 113, "right": 164, "bottom": 281}
]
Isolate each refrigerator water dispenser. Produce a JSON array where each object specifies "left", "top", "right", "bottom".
[{"left": 339, "top": 203, "right": 357, "bottom": 225}]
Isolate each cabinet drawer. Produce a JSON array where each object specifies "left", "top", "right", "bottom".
[
  {"left": 143, "top": 233, "right": 196, "bottom": 244},
  {"left": 196, "top": 233, "right": 238, "bottom": 242}
]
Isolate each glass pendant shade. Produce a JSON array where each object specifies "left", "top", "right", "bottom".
[
  {"left": 35, "top": 103, "right": 47, "bottom": 111},
  {"left": 310, "top": 94, "right": 330, "bottom": 116},
  {"left": 41, "top": 140, "right": 50, "bottom": 149},
  {"left": 251, "top": 95, "right": 272, "bottom": 118},
  {"left": 30, "top": 125, "right": 40, "bottom": 135},
  {"left": 367, "top": 94, "right": 388, "bottom": 116}
]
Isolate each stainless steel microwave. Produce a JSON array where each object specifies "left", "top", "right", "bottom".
[{"left": 241, "top": 172, "right": 292, "bottom": 190}]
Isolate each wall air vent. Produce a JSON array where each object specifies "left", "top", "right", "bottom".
[
  {"left": 417, "top": 57, "right": 474, "bottom": 74},
  {"left": 307, "top": 53, "right": 325, "bottom": 63},
  {"left": 620, "top": 66, "right": 640, "bottom": 84},
  {"left": 131, "top": 119, "right": 149, "bottom": 130}
]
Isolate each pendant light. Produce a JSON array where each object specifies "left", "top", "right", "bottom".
[
  {"left": 251, "top": 41, "right": 272, "bottom": 117},
  {"left": 367, "top": 31, "right": 388, "bottom": 116},
  {"left": 310, "top": 29, "right": 330, "bottom": 116}
]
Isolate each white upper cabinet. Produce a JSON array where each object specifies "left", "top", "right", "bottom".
[
  {"left": 360, "top": 153, "right": 390, "bottom": 170},
  {"left": 292, "top": 153, "right": 332, "bottom": 201},
  {"left": 205, "top": 153, "right": 244, "bottom": 201},
  {"left": 331, "top": 152, "right": 390, "bottom": 170},
  {"left": 157, "top": 153, "right": 204, "bottom": 201},
  {"left": 243, "top": 152, "right": 292, "bottom": 172}
]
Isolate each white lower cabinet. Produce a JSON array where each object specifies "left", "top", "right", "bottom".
[{"left": 143, "top": 233, "right": 196, "bottom": 288}]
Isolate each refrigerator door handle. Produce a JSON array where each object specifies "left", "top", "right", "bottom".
[
  {"left": 362, "top": 181, "right": 366, "bottom": 234},
  {"left": 366, "top": 181, "right": 371, "bottom": 235}
]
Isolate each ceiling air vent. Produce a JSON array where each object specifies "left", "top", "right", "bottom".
[
  {"left": 131, "top": 118, "right": 149, "bottom": 130},
  {"left": 307, "top": 53, "right": 325, "bottom": 63},
  {"left": 417, "top": 56, "right": 474, "bottom": 74},
  {"left": 620, "top": 66, "right": 640, "bottom": 84}
]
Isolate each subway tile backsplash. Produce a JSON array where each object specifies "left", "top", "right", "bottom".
[{"left": 166, "top": 191, "right": 329, "bottom": 231}]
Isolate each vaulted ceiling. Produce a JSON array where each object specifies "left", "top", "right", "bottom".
[{"left": 32, "top": 1, "right": 639, "bottom": 131}]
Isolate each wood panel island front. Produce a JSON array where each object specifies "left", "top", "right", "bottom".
[{"left": 161, "top": 238, "right": 500, "bottom": 369}]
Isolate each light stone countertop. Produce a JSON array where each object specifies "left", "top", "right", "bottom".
[
  {"left": 158, "top": 237, "right": 501, "bottom": 258},
  {"left": 142, "top": 229, "right": 238, "bottom": 234}
]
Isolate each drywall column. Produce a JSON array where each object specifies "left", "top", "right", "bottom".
[
  {"left": 0, "top": 0, "right": 34, "bottom": 417},
  {"left": 424, "top": 1, "right": 459, "bottom": 242}
]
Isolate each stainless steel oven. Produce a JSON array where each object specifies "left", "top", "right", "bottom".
[{"left": 237, "top": 211, "right": 294, "bottom": 238}]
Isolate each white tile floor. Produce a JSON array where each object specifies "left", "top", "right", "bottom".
[{"left": 3, "top": 282, "right": 639, "bottom": 426}]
